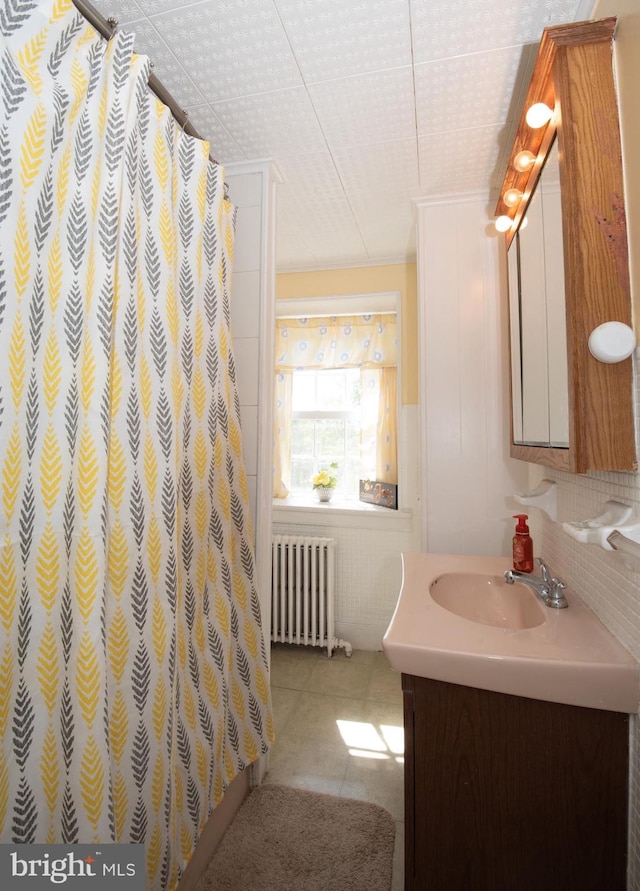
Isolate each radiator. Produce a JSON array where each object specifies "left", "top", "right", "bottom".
[{"left": 271, "top": 535, "right": 352, "bottom": 658}]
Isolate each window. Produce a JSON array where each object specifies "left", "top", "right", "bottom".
[
  {"left": 273, "top": 306, "right": 398, "bottom": 503},
  {"left": 290, "top": 368, "right": 374, "bottom": 499}
]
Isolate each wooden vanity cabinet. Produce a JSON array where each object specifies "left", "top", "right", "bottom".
[{"left": 403, "top": 674, "right": 628, "bottom": 891}]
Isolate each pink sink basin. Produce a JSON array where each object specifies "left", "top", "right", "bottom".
[
  {"left": 429, "top": 572, "right": 546, "bottom": 630},
  {"left": 383, "top": 552, "right": 640, "bottom": 713}
]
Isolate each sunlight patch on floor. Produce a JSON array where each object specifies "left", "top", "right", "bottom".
[{"left": 337, "top": 719, "right": 404, "bottom": 761}]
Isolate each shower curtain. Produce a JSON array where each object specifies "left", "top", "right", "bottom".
[{"left": 0, "top": 1, "right": 274, "bottom": 888}]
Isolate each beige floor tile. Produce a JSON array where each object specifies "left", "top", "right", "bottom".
[
  {"left": 367, "top": 666, "right": 403, "bottom": 703},
  {"left": 306, "top": 657, "right": 372, "bottom": 698},
  {"left": 270, "top": 686, "right": 302, "bottom": 737},
  {"left": 364, "top": 697, "right": 404, "bottom": 725},
  {"left": 270, "top": 650, "right": 319, "bottom": 691},
  {"left": 283, "top": 691, "right": 369, "bottom": 745},
  {"left": 373, "top": 650, "right": 394, "bottom": 669},
  {"left": 340, "top": 753, "right": 404, "bottom": 820},
  {"left": 266, "top": 643, "right": 404, "bottom": 888},
  {"left": 265, "top": 738, "right": 350, "bottom": 796}
]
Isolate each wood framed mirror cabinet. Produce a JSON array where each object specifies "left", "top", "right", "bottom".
[{"left": 496, "top": 18, "right": 636, "bottom": 473}]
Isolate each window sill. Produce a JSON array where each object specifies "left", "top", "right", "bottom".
[{"left": 272, "top": 495, "right": 413, "bottom": 532}]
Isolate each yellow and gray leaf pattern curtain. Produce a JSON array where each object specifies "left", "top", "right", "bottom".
[
  {"left": 0, "top": 1, "right": 274, "bottom": 888},
  {"left": 273, "top": 314, "right": 398, "bottom": 495}
]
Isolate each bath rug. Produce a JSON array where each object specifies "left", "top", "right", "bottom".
[{"left": 195, "top": 782, "right": 396, "bottom": 891}]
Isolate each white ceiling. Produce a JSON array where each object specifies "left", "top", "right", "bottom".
[{"left": 98, "top": 0, "right": 594, "bottom": 271}]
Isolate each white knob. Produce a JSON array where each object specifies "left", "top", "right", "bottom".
[{"left": 588, "top": 322, "right": 636, "bottom": 364}]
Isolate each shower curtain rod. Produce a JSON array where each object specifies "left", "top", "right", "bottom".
[{"left": 71, "top": 0, "right": 223, "bottom": 172}]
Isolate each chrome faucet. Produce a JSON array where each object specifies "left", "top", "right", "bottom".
[{"left": 504, "top": 557, "right": 568, "bottom": 609}]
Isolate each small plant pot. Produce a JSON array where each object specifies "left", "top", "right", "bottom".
[{"left": 316, "top": 487, "right": 334, "bottom": 503}]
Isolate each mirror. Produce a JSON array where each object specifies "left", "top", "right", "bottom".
[
  {"left": 508, "top": 139, "right": 569, "bottom": 448},
  {"left": 497, "top": 18, "right": 635, "bottom": 472}
]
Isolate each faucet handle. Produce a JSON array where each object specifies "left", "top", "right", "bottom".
[
  {"left": 549, "top": 577, "right": 568, "bottom": 608},
  {"left": 536, "top": 557, "right": 550, "bottom": 582}
]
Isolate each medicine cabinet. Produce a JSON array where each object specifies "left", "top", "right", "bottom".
[{"left": 496, "top": 18, "right": 636, "bottom": 473}]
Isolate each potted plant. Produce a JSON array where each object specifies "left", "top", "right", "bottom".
[{"left": 312, "top": 462, "right": 338, "bottom": 502}]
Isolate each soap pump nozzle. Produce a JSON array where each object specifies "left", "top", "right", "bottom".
[{"left": 513, "top": 513, "right": 530, "bottom": 535}]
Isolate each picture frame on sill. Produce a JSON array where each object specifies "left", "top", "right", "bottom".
[{"left": 359, "top": 479, "right": 397, "bottom": 510}]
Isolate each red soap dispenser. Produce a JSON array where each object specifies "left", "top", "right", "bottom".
[{"left": 512, "top": 514, "right": 534, "bottom": 573}]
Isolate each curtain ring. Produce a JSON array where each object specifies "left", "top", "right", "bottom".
[{"left": 106, "top": 16, "right": 118, "bottom": 38}]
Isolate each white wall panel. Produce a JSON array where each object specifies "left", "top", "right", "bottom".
[
  {"left": 416, "top": 195, "right": 528, "bottom": 557},
  {"left": 226, "top": 162, "right": 278, "bottom": 640}
]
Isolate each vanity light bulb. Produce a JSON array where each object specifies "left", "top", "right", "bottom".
[
  {"left": 526, "top": 102, "right": 553, "bottom": 129},
  {"left": 495, "top": 215, "right": 513, "bottom": 233},
  {"left": 503, "top": 188, "right": 522, "bottom": 207},
  {"left": 514, "top": 150, "right": 536, "bottom": 172}
]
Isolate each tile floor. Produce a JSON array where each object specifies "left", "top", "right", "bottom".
[{"left": 264, "top": 643, "right": 404, "bottom": 891}]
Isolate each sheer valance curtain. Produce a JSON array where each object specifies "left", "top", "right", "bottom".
[{"left": 273, "top": 314, "right": 398, "bottom": 498}]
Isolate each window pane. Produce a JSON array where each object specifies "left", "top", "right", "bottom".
[
  {"left": 281, "top": 332, "right": 396, "bottom": 501},
  {"left": 315, "top": 419, "right": 344, "bottom": 456},
  {"left": 291, "top": 418, "right": 314, "bottom": 456},
  {"left": 316, "top": 371, "right": 346, "bottom": 410},
  {"left": 291, "top": 458, "right": 314, "bottom": 491},
  {"left": 348, "top": 372, "right": 361, "bottom": 408},
  {"left": 292, "top": 370, "right": 316, "bottom": 411}
]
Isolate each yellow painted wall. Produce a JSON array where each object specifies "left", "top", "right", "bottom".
[{"left": 276, "top": 263, "right": 418, "bottom": 405}]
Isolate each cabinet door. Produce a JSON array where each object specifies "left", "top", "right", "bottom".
[{"left": 404, "top": 674, "right": 627, "bottom": 891}]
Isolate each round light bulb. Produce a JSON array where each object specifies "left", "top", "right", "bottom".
[
  {"left": 503, "top": 188, "right": 522, "bottom": 208},
  {"left": 495, "top": 215, "right": 512, "bottom": 233},
  {"left": 514, "top": 150, "right": 536, "bottom": 173},
  {"left": 526, "top": 102, "right": 553, "bottom": 129}
]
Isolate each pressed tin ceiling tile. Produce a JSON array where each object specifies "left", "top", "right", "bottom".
[
  {"left": 307, "top": 67, "right": 416, "bottom": 149},
  {"left": 332, "top": 139, "right": 420, "bottom": 199},
  {"left": 418, "top": 124, "right": 507, "bottom": 194},
  {"left": 356, "top": 206, "right": 416, "bottom": 259},
  {"left": 150, "top": 0, "right": 303, "bottom": 102},
  {"left": 101, "top": 0, "right": 142, "bottom": 23},
  {"left": 414, "top": 46, "right": 525, "bottom": 136},
  {"left": 273, "top": 0, "right": 412, "bottom": 83},
  {"left": 410, "top": 0, "right": 587, "bottom": 63},
  {"left": 181, "top": 104, "right": 248, "bottom": 162},
  {"left": 93, "top": 0, "right": 591, "bottom": 269},
  {"left": 125, "top": 17, "right": 207, "bottom": 106},
  {"left": 212, "top": 87, "right": 327, "bottom": 158}
]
